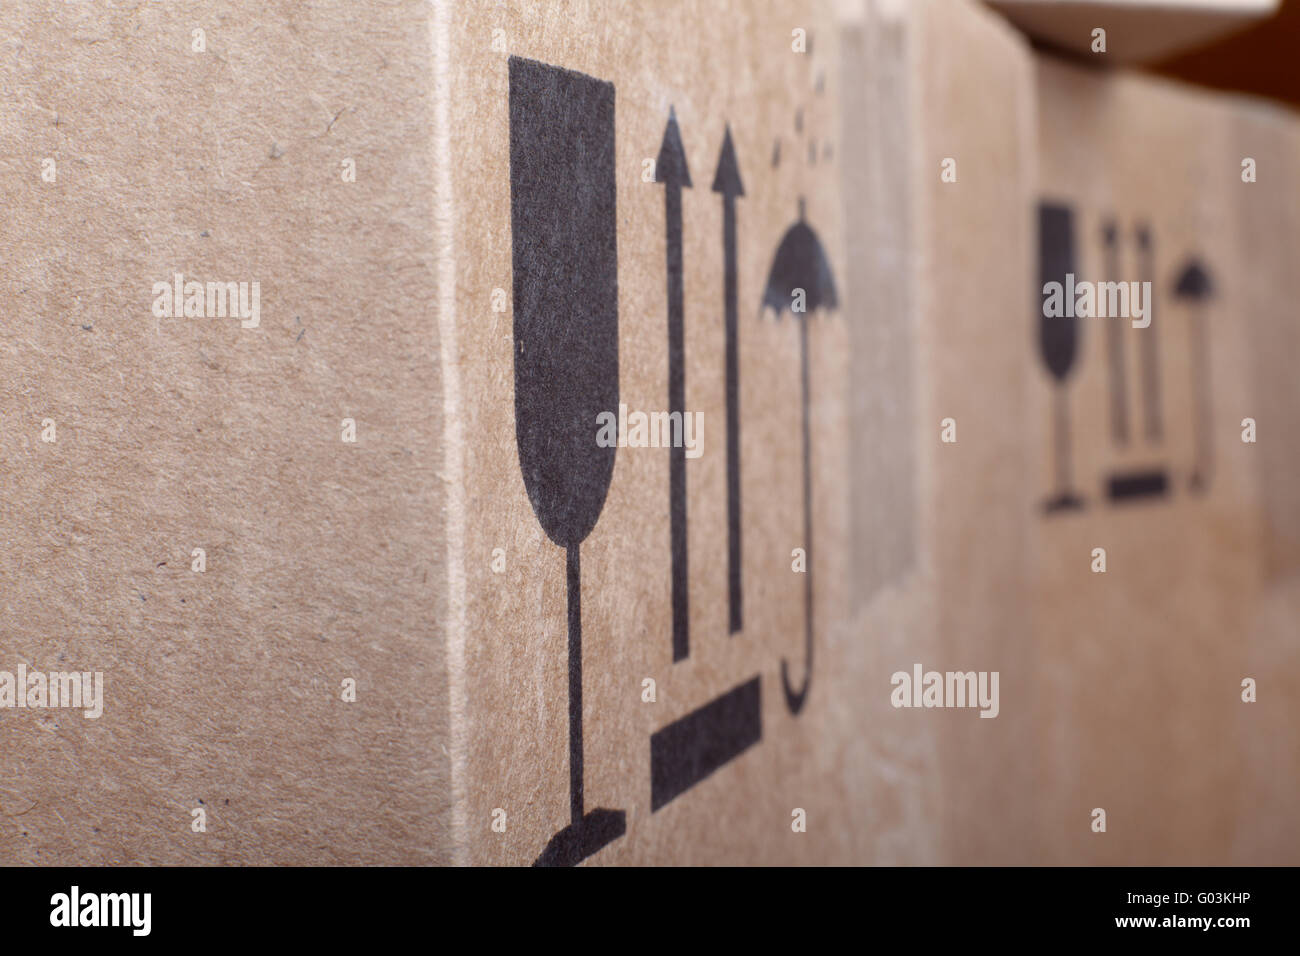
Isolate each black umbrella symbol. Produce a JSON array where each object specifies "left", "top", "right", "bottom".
[
  {"left": 1174, "top": 258, "right": 1215, "bottom": 492},
  {"left": 762, "top": 198, "right": 838, "bottom": 716}
]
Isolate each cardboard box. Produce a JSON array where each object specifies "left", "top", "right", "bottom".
[
  {"left": 0, "top": 0, "right": 451, "bottom": 865},
  {"left": 2, "top": 0, "right": 1296, "bottom": 867},
  {"left": 449, "top": 0, "right": 863, "bottom": 866},
  {"left": 1029, "top": 54, "right": 1300, "bottom": 863},
  {"left": 443, "top": 0, "right": 1050, "bottom": 866}
]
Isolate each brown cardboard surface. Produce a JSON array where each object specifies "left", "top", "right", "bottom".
[
  {"left": 1232, "top": 103, "right": 1300, "bottom": 577},
  {"left": 446, "top": 0, "right": 861, "bottom": 866},
  {"left": 1029, "top": 56, "right": 1293, "bottom": 862},
  {"left": 848, "top": 1, "right": 918, "bottom": 603},
  {"left": 1223, "top": 95, "right": 1300, "bottom": 864},
  {"left": 0, "top": 1, "right": 450, "bottom": 865},
  {"left": 1, "top": 0, "right": 1295, "bottom": 868},
  {"left": 913, "top": 0, "right": 1041, "bottom": 864},
  {"left": 442, "top": 0, "right": 1043, "bottom": 866}
]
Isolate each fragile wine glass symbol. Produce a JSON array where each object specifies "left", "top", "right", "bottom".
[
  {"left": 1038, "top": 203, "right": 1085, "bottom": 512},
  {"left": 508, "top": 57, "right": 625, "bottom": 866}
]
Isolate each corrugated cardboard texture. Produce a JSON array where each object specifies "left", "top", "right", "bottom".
[
  {"left": 3, "top": 0, "right": 1295, "bottom": 868},
  {"left": 0, "top": 1, "right": 449, "bottom": 864},
  {"left": 447, "top": 0, "right": 862, "bottom": 866},
  {"left": 443, "top": 0, "right": 1046, "bottom": 866}
]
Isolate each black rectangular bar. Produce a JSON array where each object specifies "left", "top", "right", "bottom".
[
  {"left": 651, "top": 676, "right": 762, "bottom": 811},
  {"left": 1108, "top": 469, "right": 1169, "bottom": 501}
]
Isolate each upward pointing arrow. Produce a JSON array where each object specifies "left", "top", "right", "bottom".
[
  {"left": 1135, "top": 224, "right": 1162, "bottom": 442},
  {"left": 1101, "top": 221, "right": 1129, "bottom": 445},
  {"left": 657, "top": 107, "right": 692, "bottom": 189},
  {"left": 712, "top": 125, "right": 745, "bottom": 635},
  {"left": 711, "top": 124, "right": 744, "bottom": 197},
  {"left": 656, "top": 108, "right": 692, "bottom": 662}
]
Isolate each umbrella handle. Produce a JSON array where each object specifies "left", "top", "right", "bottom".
[
  {"left": 782, "top": 319, "right": 813, "bottom": 716},
  {"left": 781, "top": 654, "right": 810, "bottom": 715}
]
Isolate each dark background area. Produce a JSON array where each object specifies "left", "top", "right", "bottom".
[{"left": 1151, "top": 0, "right": 1300, "bottom": 108}]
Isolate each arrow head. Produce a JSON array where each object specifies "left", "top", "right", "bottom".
[
  {"left": 655, "top": 107, "right": 692, "bottom": 188},
  {"left": 712, "top": 124, "right": 745, "bottom": 197},
  {"left": 1174, "top": 258, "right": 1213, "bottom": 300}
]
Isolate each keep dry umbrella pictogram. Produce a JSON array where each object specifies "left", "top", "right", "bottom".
[
  {"left": 1174, "top": 257, "right": 1215, "bottom": 492},
  {"left": 761, "top": 197, "right": 838, "bottom": 715}
]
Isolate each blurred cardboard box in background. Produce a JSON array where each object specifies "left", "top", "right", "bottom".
[{"left": 1029, "top": 52, "right": 1298, "bottom": 863}]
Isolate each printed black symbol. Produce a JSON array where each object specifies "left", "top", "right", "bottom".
[
  {"left": 1136, "top": 225, "right": 1163, "bottom": 441},
  {"left": 762, "top": 198, "right": 838, "bottom": 716},
  {"left": 1102, "top": 220, "right": 1129, "bottom": 444},
  {"left": 1105, "top": 222, "right": 1165, "bottom": 444},
  {"left": 1037, "top": 202, "right": 1085, "bottom": 512},
  {"left": 1039, "top": 203, "right": 1218, "bottom": 510},
  {"left": 646, "top": 121, "right": 764, "bottom": 813},
  {"left": 1104, "top": 219, "right": 1169, "bottom": 503},
  {"left": 655, "top": 107, "right": 692, "bottom": 663},
  {"left": 507, "top": 56, "right": 625, "bottom": 867},
  {"left": 650, "top": 677, "right": 762, "bottom": 811},
  {"left": 713, "top": 125, "right": 745, "bottom": 635},
  {"left": 1175, "top": 258, "right": 1215, "bottom": 493},
  {"left": 1108, "top": 470, "right": 1168, "bottom": 500}
]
